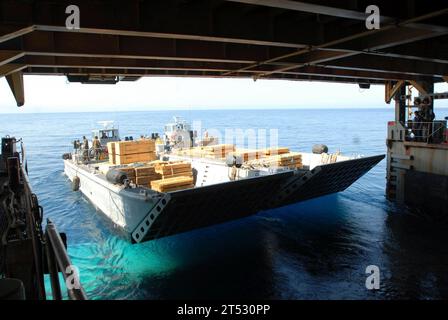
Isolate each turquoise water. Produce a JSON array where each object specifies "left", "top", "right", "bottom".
[{"left": 1, "top": 109, "right": 448, "bottom": 299}]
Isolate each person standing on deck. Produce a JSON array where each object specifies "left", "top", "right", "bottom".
[
  {"left": 92, "top": 136, "right": 102, "bottom": 161},
  {"left": 82, "top": 136, "right": 90, "bottom": 162}
]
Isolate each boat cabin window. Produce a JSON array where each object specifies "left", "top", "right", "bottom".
[{"left": 93, "top": 130, "right": 119, "bottom": 140}]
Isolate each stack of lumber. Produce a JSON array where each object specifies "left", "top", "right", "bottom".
[
  {"left": 154, "top": 161, "right": 193, "bottom": 179},
  {"left": 151, "top": 176, "right": 195, "bottom": 193},
  {"left": 117, "top": 167, "right": 136, "bottom": 182},
  {"left": 134, "top": 165, "right": 162, "bottom": 186},
  {"left": 172, "top": 145, "right": 235, "bottom": 159},
  {"left": 172, "top": 147, "right": 204, "bottom": 158},
  {"left": 246, "top": 152, "right": 303, "bottom": 169},
  {"left": 202, "top": 144, "right": 235, "bottom": 159},
  {"left": 108, "top": 140, "right": 156, "bottom": 165},
  {"left": 232, "top": 149, "right": 264, "bottom": 162},
  {"left": 199, "top": 137, "right": 219, "bottom": 146},
  {"left": 263, "top": 147, "right": 290, "bottom": 156},
  {"left": 265, "top": 152, "right": 303, "bottom": 169}
]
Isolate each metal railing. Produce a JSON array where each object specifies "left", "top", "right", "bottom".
[
  {"left": 71, "top": 147, "right": 106, "bottom": 164},
  {"left": 45, "top": 219, "right": 88, "bottom": 301},
  {"left": 405, "top": 121, "right": 447, "bottom": 144}
]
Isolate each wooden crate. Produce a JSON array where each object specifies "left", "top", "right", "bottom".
[
  {"left": 109, "top": 154, "right": 116, "bottom": 165},
  {"left": 115, "top": 152, "right": 157, "bottom": 165},
  {"left": 115, "top": 140, "right": 156, "bottom": 155},
  {"left": 107, "top": 142, "right": 116, "bottom": 155}
]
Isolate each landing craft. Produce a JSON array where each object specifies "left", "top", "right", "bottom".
[{"left": 63, "top": 118, "right": 384, "bottom": 243}]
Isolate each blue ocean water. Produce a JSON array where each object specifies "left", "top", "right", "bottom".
[{"left": 1, "top": 108, "right": 448, "bottom": 300}]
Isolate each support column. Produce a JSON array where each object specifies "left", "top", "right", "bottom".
[
  {"left": 387, "top": 84, "right": 407, "bottom": 202},
  {"left": 419, "top": 81, "right": 434, "bottom": 111},
  {"left": 395, "top": 84, "right": 407, "bottom": 124},
  {"left": 5, "top": 71, "right": 25, "bottom": 107}
]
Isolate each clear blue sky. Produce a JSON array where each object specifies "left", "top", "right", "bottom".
[{"left": 1, "top": 75, "right": 447, "bottom": 113}]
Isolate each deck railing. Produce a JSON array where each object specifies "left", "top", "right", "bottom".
[
  {"left": 404, "top": 120, "right": 447, "bottom": 144},
  {"left": 45, "top": 219, "right": 88, "bottom": 300}
]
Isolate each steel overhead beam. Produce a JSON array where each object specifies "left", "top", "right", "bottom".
[
  {"left": 363, "top": 50, "right": 448, "bottom": 66},
  {"left": 0, "top": 63, "right": 27, "bottom": 77},
  {"left": 23, "top": 56, "right": 248, "bottom": 72},
  {"left": 224, "top": 26, "right": 443, "bottom": 77},
  {"left": 23, "top": 66, "right": 385, "bottom": 85},
  {"left": 225, "top": 0, "right": 448, "bottom": 33},
  {"left": 14, "top": 44, "right": 447, "bottom": 80},
  {"left": 330, "top": 27, "right": 443, "bottom": 52},
  {"left": 383, "top": 36, "right": 448, "bottom": 64},
  {"left": 0, "top": 51, "right": 25, "bottom": 67},
  {"left": 226, "top": 0, "right": 373, "bottom": 21},
  {"left": 34, "top": 25, "right": 307, "bottom": 49},
  {"left": 2, "top": 26, "right": 445, "bottom": 75},
  {"left": 236, "top": 8, "right": 448, "bottom": 78},
  {"left": 25, "top": 51, "right": 255, "bottom": 65},
  {"left": 27, "top": 26, "right": 448, "bottom": 67},
  {"left": 318, "top": 55, "right": 448, "bottom": 78},
  {"left": 262, "top": 34, "right": 448, "bottom": 78},
  {"left": 0, "top": 25, "right": 35, "bottom": 44},
  {"left": 20, "top": 30, "right": 286, "bottom": 64},
  {"left": 294, "top": 66, "right": 438, "bottom": 82},
  {"left": 20, "top": 55, "right": 439, "bottom": 82}
]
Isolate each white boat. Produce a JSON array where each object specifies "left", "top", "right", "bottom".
[{"left": 63, "top": 119, "right": 384, "bottom": 243}]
